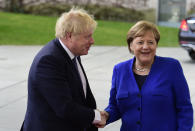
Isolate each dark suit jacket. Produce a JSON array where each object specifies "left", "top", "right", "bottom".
[{"left": 21, "top": 38, "right": 98, "bottom": 131}]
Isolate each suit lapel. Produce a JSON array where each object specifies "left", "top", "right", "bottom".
[
  {"left": 54, "top": 38, "right": 81, "bottom": 80},
  {"left": 78, "top": 57, "right": 90, "bottom": 86},
  {"left": 54, "top": 39, "right": 96, "bottom": 108},
  {"left": 77, "top": 56, "right": 90, "bottom": 97},
  {"left": 78, "top": 57, "right": 96, "bottom": 109},
  {"left": 78, "top": 57, "right": 96, "bottom": 108},
  {"left": 54, "top": 39, "right": 86, "bottom": 101}
]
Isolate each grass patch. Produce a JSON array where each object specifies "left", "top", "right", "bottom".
[
  {"left": 0, "top": 11, "right": 179, "bottom": 46},
  {"left": 94, "top": 20, "right": 132, "bottom": 46},
  {"left": 0, "top": 11, "right": 56, "bottom": 45},
  {"left": 158, "top": 26, "right": 179, "bottom": 47}
]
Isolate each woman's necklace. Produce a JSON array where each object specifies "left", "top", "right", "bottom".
[{"left": 135, "top": 67, "right": 148, "bottom": 72}]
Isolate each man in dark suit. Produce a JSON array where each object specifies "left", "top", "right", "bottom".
[{"left": 21, "top": 8, "right": 104, "bottom": 131}]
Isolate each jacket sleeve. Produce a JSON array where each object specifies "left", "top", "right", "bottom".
[
  {"left": 172, "top": 60, "right": 193, "bottom": 131},
  {"left": 105, "top": 65, "right": 121, "bottom": 124},
  {"left": 34, "top": 55, "right": 95, "bottom": 128}
]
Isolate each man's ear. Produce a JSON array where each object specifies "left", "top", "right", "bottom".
[{"left": 65, "top": 32, "right": 72, "bottom": 40}]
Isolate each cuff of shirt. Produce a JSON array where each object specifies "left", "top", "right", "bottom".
[{"left": 92, "top": 109, "right": 101, "bottom": 124}]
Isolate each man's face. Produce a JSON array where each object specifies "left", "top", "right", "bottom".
[{"left": 70, "top": 30, "right": 94, "bottom": 56}]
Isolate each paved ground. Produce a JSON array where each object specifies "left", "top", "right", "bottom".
[{"left": 0, "top": 46, "right": 195, "bottom": 131}]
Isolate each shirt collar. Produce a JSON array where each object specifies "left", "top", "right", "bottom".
[{"left": 59, "top": 38, "right": 75, "bottom": 60}]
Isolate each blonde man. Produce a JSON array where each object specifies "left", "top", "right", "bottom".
[{"left": 21, "top": 8, "right": 104, "bottom": 131}]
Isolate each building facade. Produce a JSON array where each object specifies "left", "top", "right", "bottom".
[{"left": 0, "top": 0, "right": 194, "bottom": 12}]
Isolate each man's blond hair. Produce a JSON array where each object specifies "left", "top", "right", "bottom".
[{"left": 55, "top": 7, "right": 97, "bottom": 38}]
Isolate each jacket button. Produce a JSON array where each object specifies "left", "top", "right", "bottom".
[
  {"left": 137, "top": 94, "right": 141, "bottom": 97},
  {"left": 137, "top": 107, "right": 141, "bottom": 111},
  {"left": 136, "top": 121, "right": 141, "bottom": 125}
]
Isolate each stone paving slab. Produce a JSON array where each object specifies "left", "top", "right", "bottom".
[{"left": 0, "top": 46, "right": 194, "bottom": 131}]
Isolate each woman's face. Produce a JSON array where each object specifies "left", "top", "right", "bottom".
[{"left": 130, "top": 30, "right": 157, "bottom": 66}]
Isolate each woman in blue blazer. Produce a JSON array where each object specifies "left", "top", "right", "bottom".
[{"left": 98, "top": 21, "right": 193, "bottom": 131}]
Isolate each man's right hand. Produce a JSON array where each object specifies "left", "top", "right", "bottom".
[{"left": 94, "top": 111, "right": 109, "bottom": 128}]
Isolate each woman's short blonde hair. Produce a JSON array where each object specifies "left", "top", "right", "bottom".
[
  {"left": 55, "top": 7, "right": 97, "bottom": 38},
  {"left": 126, "top": 20, "right": 160, "bottom": 53}
]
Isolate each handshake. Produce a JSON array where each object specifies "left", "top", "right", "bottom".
[{"left": 93, "top": 110, "right": 109, "bottom": 128}]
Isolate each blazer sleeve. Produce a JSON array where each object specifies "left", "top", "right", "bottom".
[
  {"left": 172, "top": 60, "right": 193, "bottom": 131},
  {"left": 34, "top": 55, "right": 95, "bottom": 128},
  {"left": 105, "top": 65, "right": 121, "bottom": 124}
]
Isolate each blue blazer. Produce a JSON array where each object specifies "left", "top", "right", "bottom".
[
  {"left": 21, "top": 39, "right": 98, "bottom": 131},
  {"left": 105, "top": 56, "right": 193, "bottom": 131}
]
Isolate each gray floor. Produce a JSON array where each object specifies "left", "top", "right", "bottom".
[{"left": 0, "top": 46, "right": 195, "bottom": 131}]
